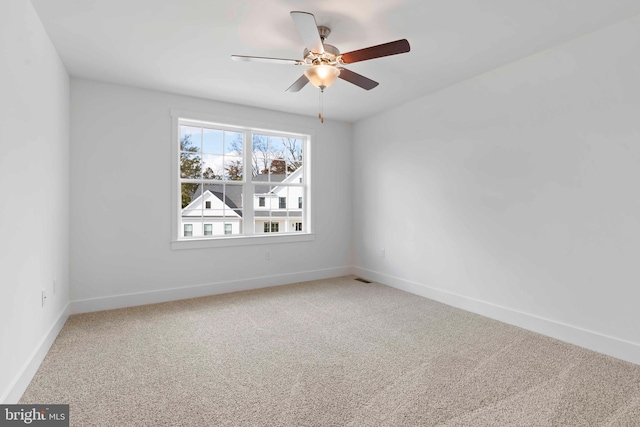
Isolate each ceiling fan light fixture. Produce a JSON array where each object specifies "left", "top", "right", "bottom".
[{"left": 304, "top": 64, "right": 340, "bottom": 90}]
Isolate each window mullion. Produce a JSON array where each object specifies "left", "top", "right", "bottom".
[{"left": 243, "top": 131, "right": 255, "bottom": 235}]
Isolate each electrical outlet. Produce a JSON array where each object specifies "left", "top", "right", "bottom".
[
  {"left": 380, "top": 248, "right": 386, "bottom": 259},
  {"left": 265, "top": 252, "right": 271, "bottom": 261}
]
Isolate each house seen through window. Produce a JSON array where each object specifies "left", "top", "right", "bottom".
[{"left": 177, "top": 118, "right": 308, "bottom": 239}]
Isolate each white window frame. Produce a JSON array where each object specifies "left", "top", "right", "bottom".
[{"left": 170, "top": 110, "right": 315, "bottom": 250}]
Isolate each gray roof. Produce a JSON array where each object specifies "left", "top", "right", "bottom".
[
  {"left": 198, "top": 184, "right": 243, "bottom": 217},
  {"left": 253, "top": 173, "right": 286, "bottom": 195}
]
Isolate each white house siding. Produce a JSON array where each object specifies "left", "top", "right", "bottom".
[{"left": 181, "top": 190, "right": 242, "bottom": 237}]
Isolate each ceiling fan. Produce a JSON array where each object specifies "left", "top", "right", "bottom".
[{"left": 231, "top": 11, "right": 410, "bottom": 121}]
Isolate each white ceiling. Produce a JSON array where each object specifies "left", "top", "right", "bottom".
[{"left": 31, "top": 0, "right": 640, "bottom": 123}]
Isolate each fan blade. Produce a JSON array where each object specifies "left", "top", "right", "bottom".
[
  {"left": 338, "top": 68, "right": 379, "bottom": 90},
  {"left": 290, "top": 11, "right": 324, "bottom": 54},
  {"left": 286, "top": 75, "right": 309, "bottom": 92},
  {"left": 231, "top": 55, "right": 303, "bottom": 65},
  {"left": 340, "top": 39, "right": 410, "bottom": 64}
]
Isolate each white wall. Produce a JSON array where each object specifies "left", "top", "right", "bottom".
[
  {"left": 0, "top": 0, "right": 70, "bottom": 402},
  {"left": 353, "top": 16, "right": 640, "bottom": 364},
  {"left": 70, "top": 79, "right": 352, "bottom": 310}
]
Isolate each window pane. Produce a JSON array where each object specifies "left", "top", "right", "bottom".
[
  {"left": 222, "top": 184, "right": 244, "bottom": 211},
  {"left": 270, "top": 158, "right": 287, "bottom": 176},
  {"left": 261, "top": 159, "right": 273, "bottom": 178},
  {"left": 284, "top": 138, "right": 303, "bottom": 175},
  {"left": 252, "top": 134, "right": 269, "bottom": 177},
  {"left": 180, "top": 153, "right": 202, "bottom": 179},
  {"left": 204, "top": 224, "right": 213, "bottom": 236},
  {"left": 201, "top": 154, "right": 223, "bottom": 180},
  {"left": 254, "top": 184, "right": 270, "bottom": 224},
  {"left": 180, "top": 126, "right": 201, "bottom": 153},
  {"left": 225, "top": 131, "right": 243, "bottom": 154},
  {"left": 268, "top": 137, "right": 287, "bottom": 179},
  {"left": 268, "top": 137, "right": 286, "bottom": 159},
  {"left": 224, "top": 156, "right": 243, "bottom": 181},
  {"left": 181, "top": 183, "right": 202, "bottom": 210},
  {"left": 183, "top": 223, "right": 193, "bottom": 237},
  {"left": 202, "top": 128, "right": 223, "bottom": 154}
]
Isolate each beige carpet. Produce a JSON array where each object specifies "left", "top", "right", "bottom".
[{"left": 20, "top": 276, "right": 640, "bottom": 426}]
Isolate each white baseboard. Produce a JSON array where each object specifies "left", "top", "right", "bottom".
[
  {"left": 354, "top": 267, "right": 640, "bottom": 366},
  {"left": 71, "top": 266, "right": 354, "bottom": 314},
  {"left": 1, "top": 304, "right": 70, "bottom": 404}
]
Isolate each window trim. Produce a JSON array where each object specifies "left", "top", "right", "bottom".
[{"left": 170, "top": 109, "right": 315, "bottom": 250}]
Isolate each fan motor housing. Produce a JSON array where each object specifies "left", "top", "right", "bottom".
[{"left": 303, "top": 44, "right": 340, "bottom": 65}]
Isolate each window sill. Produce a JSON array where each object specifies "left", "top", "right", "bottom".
[{"left": 170, "top": 233, "right": 315, "bottom": 250}]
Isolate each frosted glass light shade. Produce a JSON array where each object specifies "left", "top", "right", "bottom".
[{"left": 304, "top": 65, "right": 340, "bottom": 89}]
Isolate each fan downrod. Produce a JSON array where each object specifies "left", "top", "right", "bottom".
[{"left": 317, "top": 26, "right": 331, "bottom": 42}]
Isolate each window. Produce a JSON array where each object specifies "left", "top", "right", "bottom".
[
  {"left": 294, "top": 222, "right": 302, "bottom": 231},
  {"left": 264, "top": 222, "right": 279, "bottom": 233},
  {"left": 173, "top": 113, "right": 311, "bottom": 247}
]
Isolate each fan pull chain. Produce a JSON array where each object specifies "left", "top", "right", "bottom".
[{"left": 318, "top": 88, "right": 324, "bottom": 124}]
